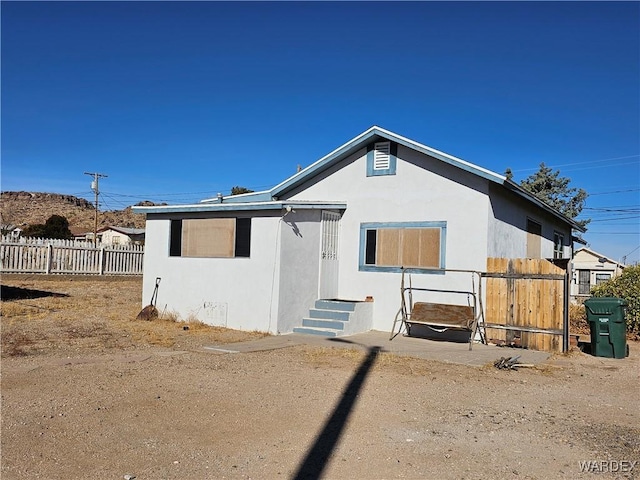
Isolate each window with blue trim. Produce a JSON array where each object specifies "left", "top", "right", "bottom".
[
  {"left": 359, "top": 222, "right": 446, "bottom": 272},
  {"left": 366, "top": 141, "right": 397, "bottom": 176}
]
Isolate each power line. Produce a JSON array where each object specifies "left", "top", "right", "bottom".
[
  {"left": 587, "top": 216, "right": 640, "bottom": 221},
  {"left": 623, "top": 245, "right": 640, "bottom": 258},
  {"left": 511, "top": 154, "right": 639, "bottom": 173},
  {"left": 104, "top": 190, "right": 219, "bottom": 198},
  {"left": 587, "top": 208, "right": 640, "bottom": 213},
  {"left": 592, "top": 203, "right": 640, "bottom": 207},
  {"left": 100, "top": 192, "right": 132, "bottom": 210},
  {"left": 99, "top": 182, "right": 275, "bottom": 200},
  {"left": 590, "top": 188, "right": 640, "bottom": 196},
  {"left": 557, "top": 160, "right": 639, "bottom": 174},
  {"left": 585, "top": 223, "right": 639, "bottom": 226}
]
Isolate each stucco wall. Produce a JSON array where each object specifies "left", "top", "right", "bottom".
[
  {"left": 141, "top": 140, "right": 575, "bottom": 336},
  {"left": 570, "top": 249, "right": 624, "bottom": 299},
  {"left": 282, "top": 144, "right": 492, "bottom": 331},
  {"left": 276, "top": 209, "right": 322, "bottom": 333},
  {"left": 141, "top": 212, "right": 283, "bottom": 333},
  {"left": 100, "top": 230, "right": 132, "bottom": 245},
  {"left": 487, "top": 183, "right": 573, "bottom": 259}
]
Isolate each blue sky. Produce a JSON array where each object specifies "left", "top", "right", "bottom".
[{"left": 2, "top": 1, "right": 639, "bottom": 263}]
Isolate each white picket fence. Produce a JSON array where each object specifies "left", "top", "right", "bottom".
[{"left": 0, "top": 236, "right": 144, "bottom": 275}]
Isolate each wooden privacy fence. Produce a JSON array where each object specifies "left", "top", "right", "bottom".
[
  {"left": 0, "top": 236, "right": 144, "bottom": 275},
  {"left": 483, "top": 258, "right": 567, "bottom": 353}
]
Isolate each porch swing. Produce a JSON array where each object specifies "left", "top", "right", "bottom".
[{"left": 390, "top": 267, "right": 486, "bottom": 350}]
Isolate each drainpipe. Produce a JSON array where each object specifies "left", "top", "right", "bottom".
[{"left": 563, "top": 271, "right": 569, "bottom": 352}]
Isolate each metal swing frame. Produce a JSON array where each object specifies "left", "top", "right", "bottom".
[{"left": 390, "top": 267, "right": 486, "bottom": 350}]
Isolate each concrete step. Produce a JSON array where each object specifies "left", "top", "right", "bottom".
[
  {"left": 302, "top": 318, "right": 345, "bottom": 330},
  {"left": 315, "top": 300, "right": 356, "bottom": 312},
  {"left": 292, "top": 327, "right": 338, "bottom": 337},
  {"left": 308, "top": 308, "right": 350, "bottom": 321}
]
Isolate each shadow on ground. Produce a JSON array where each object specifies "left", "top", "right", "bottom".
[
  {"left": 293, "top": 339, "right": 381, "bottom": 480},
  {"left": 1, "top": 285, "right": 69, "bottom": 301}
]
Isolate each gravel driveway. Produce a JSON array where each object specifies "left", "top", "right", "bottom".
[{"left": 1, "top": 275, "right": 638, "bottom": 479}]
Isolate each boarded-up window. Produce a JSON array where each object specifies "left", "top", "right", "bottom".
[
  {"left": 526, "top": 219, "right": 542, "bottom": 259},
  {"left": 376, "top": 228, "right": 400, "bottom": 266},
  {"left": 169, "top": 218, "right": 251, "bottom": 258},
  {"left": 363, "top": 224, "right": 444, "bottom": 269}
]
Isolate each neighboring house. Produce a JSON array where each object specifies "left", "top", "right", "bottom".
[
  {"left": 1, "top": 225, "right": 22, "bottom": 238},
  {"left": 133, "top": 126, "right": 583, "bottom": 336},
  {"left": 94, "top": 226, "right": 145, "bottom": 245},
  {"left": 71, "top": 227, "right": 89, "bottom": 241},
  {"left": 571, "top": 247, "right": 625, "bottom": 302}
]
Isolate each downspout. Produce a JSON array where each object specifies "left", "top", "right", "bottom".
[{"left": 563, "top": 269, "right": 569, "bottom": 352}]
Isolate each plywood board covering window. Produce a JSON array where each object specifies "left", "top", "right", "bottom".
[
  {"left": 376, "top": 228, "right": 440, "bottom": 268},
  {"left": 182, "top": 218, "right": 235, "bottom": 257},
  {"left": 526, "top": 219, "right": 542, "bottom": 259},
  {"left": 377, "top": 228, "right": 400, "bottom": 266},
  {"left": 363, "top": 223, "right": 444, "bottom": 270}
]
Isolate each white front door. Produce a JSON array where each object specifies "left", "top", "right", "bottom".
[{"left": 319, "top": 211, "right": 341, "bottom": 299}]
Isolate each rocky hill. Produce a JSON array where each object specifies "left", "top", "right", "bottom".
[{"left": 0, "top": 191, "right": 155, "bottom": 233}]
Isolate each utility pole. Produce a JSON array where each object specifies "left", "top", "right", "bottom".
[{"left": 84, "top": 172, "right": 108, "bottom": 245}]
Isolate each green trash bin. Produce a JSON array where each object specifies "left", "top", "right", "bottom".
[{"left": 584, "top": 297, "right": 629, "bottom": 359}]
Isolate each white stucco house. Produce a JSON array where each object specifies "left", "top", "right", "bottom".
[
  {"left": 90, "top": 226, "right": 145, "bottom": 245},
  {"left": 570, "top": 247, "right": 625, "bottom": 302},
  {"left": 133, "top": 126, "right": 582, "bottom": 336}
]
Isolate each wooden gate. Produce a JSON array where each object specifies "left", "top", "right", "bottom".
[{"left": 483, "top": 258, "right": 567, "bottom": 353}]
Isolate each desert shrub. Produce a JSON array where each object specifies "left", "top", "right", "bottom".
[
  {"left": 569, "top": 304, "right": 589, "bottom": 334},
  {"left": 591, "top": 264, "right": 640, "bottom": 334},
  {"left": 22, "top": 214, "right": 73, "bottom": 239}
]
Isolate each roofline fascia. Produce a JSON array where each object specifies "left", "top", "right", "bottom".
[
  {"left": 572, "top": 235, "right": 588, "bottom": 246},
  {"left": 270, "top": 126, "right": 508, "bottom": 198},
  {"left": 132, "top": 126, "right": 584, "bottom": 233},
  {"left": 132, "top": 201, "right": 347, "bottom": 214},
  {"left": 200, "top": 191, "right": 273, "bottom": 204},
  {"left": 372, "top": 126, "right": 506, "bottom": 184},
  {"left": 267, "top": 125, "right": 580, "bottom": 233},
  {"left": 574, "top": 247, "right": 624, "bottom": 266},
  {"left": 503, "top": 180, "right": 586, "bottom": 232},
  {"left": 270, "top": 126, "right": 380, "bottom": 197}
]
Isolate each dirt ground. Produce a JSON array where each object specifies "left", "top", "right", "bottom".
[{"left": 1, "top": 275, "right": 639, "bottom": 480}]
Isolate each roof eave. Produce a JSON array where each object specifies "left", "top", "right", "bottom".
[
  {"left": 574, "top": 247, "right": 625, "bottom": 266},
  {"left": 270, "top": 127, "right": 381, "bottom": 198},
  {"left": 200, "top": 191, "right": 273, "bottom": 204},
  {"left": 132, "top": 201, "right": 347, "bottom": 214},
  {"left": 503, "top": 180, "right": 586, "bottom": 232},
  {"left": 270, "top": 126, "right": 507, "bottom": 198},
  {"left": 132, "top": 126, "right": 585, "bottom": 233}
]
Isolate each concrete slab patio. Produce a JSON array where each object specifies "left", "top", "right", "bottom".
[{"left": 204, "top": 330, "right": 552, "bottom": 367}]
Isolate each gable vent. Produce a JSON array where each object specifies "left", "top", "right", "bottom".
[{"left": 373, "top": 142, "right": 391, "bottom": 170}]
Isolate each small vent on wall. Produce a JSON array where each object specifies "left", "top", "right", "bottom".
[{"left": 373, "top": 142, "right": 391, "bottom": 170}]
